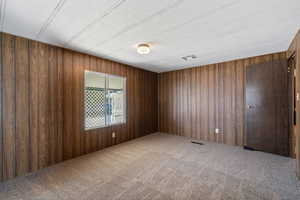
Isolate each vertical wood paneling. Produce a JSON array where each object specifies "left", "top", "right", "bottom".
[
  {"left": 72, "top": 52, "right": 83, "bottom": 157},
  {"left": 15, "top": 37, "right": 30, "bottom": 175},
  {"left": 2, "top": 34, "right": 16, "bottom": 179},
  {"left": 235, "top": 60, "right": 244, "bottom": 146},
  {"left": 170, "top": 71, "right": 175, "bottom": 135},
  {"left": 29, "top": 41, "right": 39, "bottom": 172},
  {"left": 208, "top": 65, "right": 215, "bottom": 142},
  {"left": 63, "top": 50, "right": 73, "bottom": 160},
  {"left": 0, "top": 33, "right": 158, "bottom": 182},
  {"left": 158, "top": 52, "right": 288, "bottom": 148},
  {"left": 125, "top": 66, "right": 131, "bottom": 142},
  {"left": 218, "top": 63, "right": 225, "bottom": 144},
  {"left": 118, "top": 63, "right": 126, "bottom": 143},
  {"left": 37, "top": 43, "right": 49, "bottom": 169},
  {"left": 231, "top": 62, "right": 237, "bottom": 145},
  {"left": 224, "top": 61, "right": 235, "bottom": 145},
  {"left": 186, "top": 69, "right": 192, "bottom": 137},
  {"left": 196, "top": 67, "right": 202, "bottom": 139},
  {"left": 215, "top": 64, "right": 221, "bottom": 143},
  {"left": 133, "top": 68, "right": 139, "bottom": 139},
  {"left": 157, "top": 74, "right": 161, "bottom": 132},
  {"left": 154, "top": 73, "right": 158, "bottom": 132},
  {"left": 200, "top": 67, "right": 209, "bottom": 140},
  {"left": 56, "top": 48, "right": 64, "bottom": 163},
  {"left": 191, "top": 68, "right": 196, "bottom": 138},
  {"left": 143, "top": 70, "right": 149, "bottom": 136},
  {"left": 160, "top": 73, "right": 165, "bottom": 132},
  {"left": 113, "top": 63, "right": 121, "bottom": 140},
  {"left": 183, "top": 69, "right": 189, "bottom": 136},
  {"left": 141, "top": 70, "right": 146, "bottom": 136},
  {"left": 164, "top": 72, "right": 168, "bottom": 133},
  {"left": 48, "top": 46, "right": 57, "bottom": 165},
  {"left": 138, "top": 69, "right": 143, "bottom": 137}
]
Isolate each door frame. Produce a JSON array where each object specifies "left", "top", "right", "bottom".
[{"left": 288, "top": 52, "right": 296, "bottom": 158}]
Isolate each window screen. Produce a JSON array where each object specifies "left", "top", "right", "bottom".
[{"left": 84, "top": 71, "right": 126, "bottom": 130}]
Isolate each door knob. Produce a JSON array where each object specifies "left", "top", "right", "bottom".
[{"left": 247, "top": 105, "right": 254, "bottom": 109}]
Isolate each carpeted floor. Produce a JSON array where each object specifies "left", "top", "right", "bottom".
[{"left": 1, "top": 133, "right": 300, "bottom": 200}]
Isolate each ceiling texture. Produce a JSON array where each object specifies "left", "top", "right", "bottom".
[{"left": 1, "top": 0, "right": 300, "bottom": 72}]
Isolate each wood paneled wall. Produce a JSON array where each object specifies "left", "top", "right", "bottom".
[
  {"left": 288, "top": 29, "right": 300, "bottom": 177},
  {"left": 0, "top": 33, "right": 158, "bottom": 182},
  {"left": 158, "top": 52, "right": 287, "bottom": 147}
]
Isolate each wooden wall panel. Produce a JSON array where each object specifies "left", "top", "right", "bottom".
[
  {"left": 72, "top": 52, "right": 83, "bottom": 157},
  {"left": 158, "top": 52, "right": 287, "bottom": 147},
  {"left": 2, "top": 33, "right": 16, "bottom": 180},
  {"left": 235, "top": 60, "right": 244, "bottom": 146},
  {"left": 63, "top": 50, "right": 74, "bottom": 160},
  {"left": 0, "top": 33, "right": 158, "bottom": 182},
  {"left": 48, "top": 46, "right": 58, "bottom": 166},
  {"left": 37, "top": 42, "right": 49, "bottom": 169},
  {"left": 56, "top": 48, "right": 64, "bottom": 163},
  {"left": 29, "top": 41, "right": 39, "bottom": 172},
  {"left": 288, "top": 29, "right": 300, "bottom": 178},
  {"left": 15, "top": 37, "right": 30, "bottom": 176}
]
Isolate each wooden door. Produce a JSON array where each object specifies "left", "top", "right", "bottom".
[{"left": 245, "top": 59, "right": 289, "bottom": 156}]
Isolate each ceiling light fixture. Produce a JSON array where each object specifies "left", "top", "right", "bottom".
[
  {"left": 182, "top": 55, "right": 197, "bottom": 61},
  {"left": 137, "top": 43, "right": 151, "bottom": 54}
]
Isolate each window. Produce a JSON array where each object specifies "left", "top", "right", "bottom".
[{"left": 84, "top": 71, "right": 126, "bottom": 130}]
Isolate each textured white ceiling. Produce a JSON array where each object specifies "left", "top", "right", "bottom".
[{"left": 1, "top": 0, "right": 300, "bottom": 72}]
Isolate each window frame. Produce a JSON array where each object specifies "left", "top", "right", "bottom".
[{"left": 84, "top": 70, "right": 127, "bottom": 131}]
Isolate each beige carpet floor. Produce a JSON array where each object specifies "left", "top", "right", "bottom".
[{"left": 1, "top": 133, "right": 300, "bottom": 200}]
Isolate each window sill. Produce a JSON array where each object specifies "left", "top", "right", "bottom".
[{"left": 85, "top": 122, "right": 126, "bottom": 132}]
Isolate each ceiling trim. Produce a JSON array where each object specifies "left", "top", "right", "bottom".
[
  {"left": 88, "top": 0, "right": 185, "bottom": 51},
  {"left": 64, "top": 0, "right": 127, "bottom": 47},
  {"left": 162, "top": 0, "right": 239, "bottom": 34},
  {"left": 36, "top": 0, "right": 68, "bottom": 39}
]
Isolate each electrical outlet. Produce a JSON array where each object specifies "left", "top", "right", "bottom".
[
  {"left": 215, "top": 128, "right": 220, "bottom": 134},
  {"left": 112, "top": 132, "right": 116, "bottom": 138}
]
